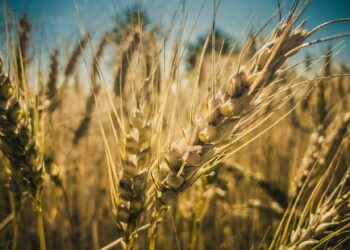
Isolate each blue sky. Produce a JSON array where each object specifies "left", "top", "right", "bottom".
[{"left": 2, "top": 0, "right": 350, "bottom": 73}]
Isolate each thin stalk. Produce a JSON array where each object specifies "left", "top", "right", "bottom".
[
  {"left": 148, "top": 207, "right": 166, "bottom": 250},
  {"left": 149, "top": 236, "right": 155, "bottom": 250},
  {"left": 9, "top": 192, "right": 19, "bottom": 250},
  {"left": 190, "top": 218, "right": 198, "bottom": 250},
  {"left": 36, "top": 207, "right": 46, "bottom": 250},
  {"left": 61, "top": 186, "right": 77, "bottom": 245},
  {"left": 101, "top": 222, "right": 157, "bottom": 250},
  {"left": 126, "top": 240, "right": 134, "bottom": 250}
]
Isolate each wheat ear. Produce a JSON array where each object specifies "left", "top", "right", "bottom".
[{"left": 0, "top": 54, "right": 46, "bottom": 250}]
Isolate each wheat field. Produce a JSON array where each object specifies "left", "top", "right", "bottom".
[{"left": 0, "top": 0, "right": 350, "bottom": 249}]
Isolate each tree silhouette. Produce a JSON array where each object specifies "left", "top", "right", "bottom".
[{"left": 186, "top": 28, "right": 235, "bottom": 71}]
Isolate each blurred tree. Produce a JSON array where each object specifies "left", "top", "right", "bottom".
[{"left": 185, "top": 28, "right": 236, "bottom": 71}]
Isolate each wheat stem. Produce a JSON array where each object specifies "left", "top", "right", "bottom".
[
  {"left": 9, "top": 192, "right": 19, "bottom": 250},
  {"left": 36, "top": 206, "right": 46, "bottom": 250}
]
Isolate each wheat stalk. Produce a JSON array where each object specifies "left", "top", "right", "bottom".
[
  {"left": 113, "top": 31, "right": 140, "bottom": 96},
  {"left": 282, "top": 167, "right": 350, "bottom": 249},
  {"left": 46, "top": 49, "right": 59, "bottom": 113},
  {"left": 16, "top": 15, "right": 31, "bottom": 91},
  {"left": 47, "top": 34, "right": 89, "bottom": 114},
  {"left": 149, "top": 3, "right": 311, "bottom": 235},
  {"left": 108, "top": 79, "right": 153, "bottom": 249},
  {"left": 147, "top": 4, "right": 350, "bottom": 247},
  {"left": 72, "top": 33, "right": 109, "bottom": 146},
  {"left": 64, "top": 34, "right": 89, "bottom": 81},
  {"left": 292, "top": 113, "right": 350, "bottom": 201},
  {"left": 0, "top": 54, "right": 46, "bottom": 250}
]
